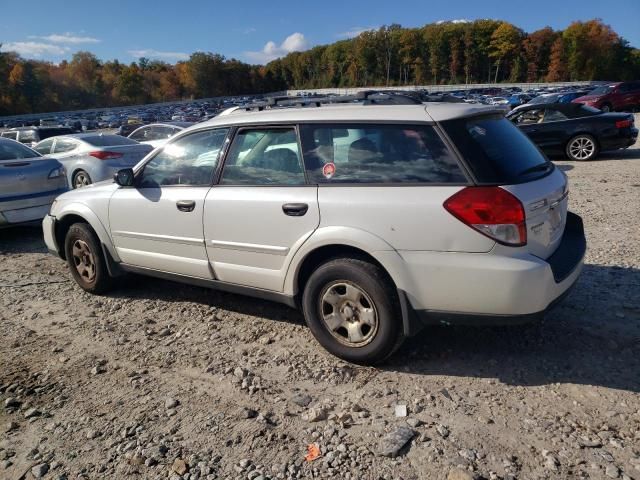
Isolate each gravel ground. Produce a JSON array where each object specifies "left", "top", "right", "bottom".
[{"left": 1, "top": 126, "right": 639, "bottom": 480}]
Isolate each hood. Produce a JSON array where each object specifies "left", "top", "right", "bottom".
[{"left": 55, "top": 180, "right": 118, "bottom": 202}]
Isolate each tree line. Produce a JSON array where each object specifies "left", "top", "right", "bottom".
[{"left": 1, "top": 18, "right": 639, "bottom": 116}]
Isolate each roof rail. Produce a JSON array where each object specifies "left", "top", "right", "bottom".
[{"left": 242, "top": 90, "right": 423, "bottom": 111}]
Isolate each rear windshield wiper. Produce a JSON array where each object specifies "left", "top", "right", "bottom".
[{"left": 517, "top": 162, "right": 553, "bottom": 177}]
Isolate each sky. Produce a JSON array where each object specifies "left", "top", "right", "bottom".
[{"left": 1, "top": 0, "right": 639, "bottom": 65}]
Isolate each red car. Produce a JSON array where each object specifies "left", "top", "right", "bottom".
[{"left": 573, "top": 81, "right": 640, "bottom": 112}]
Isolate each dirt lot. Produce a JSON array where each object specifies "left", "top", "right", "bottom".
[{"left": 1, "top": 139, "right": 640, "bottom": 480}]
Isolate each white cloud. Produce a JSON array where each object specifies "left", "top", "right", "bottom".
[
  {"left": 128, "top": 49, "right": 190, "bottom": 62},
  {"left": 30, "top": 32, "right": 100, "bottom": 44},
  {"left": 336, "top": 26, "right": 377, "bottom": 39},
  {"left": 244, "top": 32, "right": 309, "bottom": 63},
  {"left": 435, "top": 19, "right": 470, "bottom": 25},
  {"left": 1, "top": 41, "right": 70, "bottom": 57}
]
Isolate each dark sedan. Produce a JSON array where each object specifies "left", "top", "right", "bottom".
[{"left": 506, "top": 103, "right": 638, "bottom": 161}]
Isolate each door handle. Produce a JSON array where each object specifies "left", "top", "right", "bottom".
[
  {"left": 282, "top": 203, "right": 308, "bottom": 217},
  {"left": 176, "top": 200, "right": 196, "bottom": 212}
]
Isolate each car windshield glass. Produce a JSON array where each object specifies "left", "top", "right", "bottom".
[
  {"left": 441, "top": 114, "right": 551, "bottom": 183},
  {"left": 589, "top": 86, "right": 614, "bottom": 95},
  {"left": 0, "top": 141, "right": 41, "bottom": 160},
  {"left": 82, "top": 135, "right": 138, "bottom": 146}
]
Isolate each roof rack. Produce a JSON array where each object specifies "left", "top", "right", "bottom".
[{"left": 242, "top": 90, "right": 423, "bottom": 111}]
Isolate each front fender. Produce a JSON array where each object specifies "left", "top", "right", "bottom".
[{"left": 56, "top": 202, "right": 120, "bottom": 262}]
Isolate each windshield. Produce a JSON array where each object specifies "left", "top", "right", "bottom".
[
  {"left": 589, "top": 86, "right": 614, "bottom": 95},
  {"left": 441, "top": 114, "right": 551, "bottom": 184}
]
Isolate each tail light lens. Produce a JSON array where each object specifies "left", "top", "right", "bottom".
[
  {"left": 89, "top": 151, "right": 123, "bottom": 160},
  {"left": 615, "top": 119, "right": 632, "bottom": 129},
  {"left": 444, "top": 187, "right": 527, "bottom": 246}
]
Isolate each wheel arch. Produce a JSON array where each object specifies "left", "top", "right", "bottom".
[
  {"left": 565, "top": 132, "right": 600, "bottom": 158},
  {"left": 54, "top": 203, "right": 119, "bottom": 262}
]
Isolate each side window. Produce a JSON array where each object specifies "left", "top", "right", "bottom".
[
  {"left": 300, "top": 124, "right": 466, "bottom": 184},
  {"left": 53, "top": 138, "right": 77, "bottom": 153},
  {"left": 1, "top": 131, "right": 18, "bottom": 140},
  {"left": 18, "top": 130, "right": 37, "bottom": 144},
  {"left": 220, "top": 128, "right": 305, "bottom": 185},
  {"left": 514, "top": 109, "right": 544, "bottom": 125},
  {"left": 129, "top": 127, "right": 148, "bottom": 141},
  {"left": 34, "top": 138, "right": 55, "bottom": 155},
  {"left": 138, "top": 128, "right": 229, "bottom": 187},
  {"left": 542, "top": 109, "right": 568, "bottom": 122}
]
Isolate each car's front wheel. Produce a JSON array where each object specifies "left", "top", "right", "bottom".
[
  {"left": 301, "top": 258, "right": 402, "bottom": 364},
  {"left": 64, "top": 223, "right": 114, "bottom": 294},
  {"left": 566, "top": 134, "right": 599, "bottom": 161}
]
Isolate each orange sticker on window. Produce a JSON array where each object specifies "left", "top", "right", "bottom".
[{"left": 322, "top": 162, "right": 336, "bottom": 179}]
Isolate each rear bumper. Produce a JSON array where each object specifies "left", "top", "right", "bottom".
[
  {"left": 0, "top": 188, "right": 66, "bottom": 227},
  {"left": 398, "top": 212, "right": 586, "bottom": 330},
  {"left": 601, "top": 128, "right": 638, "bottom": 151}
]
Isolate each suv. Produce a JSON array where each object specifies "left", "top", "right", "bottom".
[
  {"left": 1, "top": 127, "right": 75, "bottom": 147},
  {"left": 42, "top": 95, "right": 586, "bottom": 364},
  {"left": 572, "top": 82, "right": 640, "bottom": 112}
]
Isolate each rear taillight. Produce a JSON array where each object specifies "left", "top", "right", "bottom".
[
  {"left": 615, "top": 119, "right": 632, "bottom": 129},
  {"left": 444, "top": 187, "right": 527, "bottom": 246},
  {"left": 89, "top": 151, "right": 123, "bottom": 160}
]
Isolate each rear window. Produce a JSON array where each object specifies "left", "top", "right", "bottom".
[
  {"left": 0, "top": 140, "right": 41, "bottom": 160},
  {"left": 441, "top": 115, "right": 552, "bottom": 184},
  {"left": 300, "top": 124, "right": 467, "bottom": 184},
  {"left": 82, "top": 135, "right": 138, "bottom": 147}
]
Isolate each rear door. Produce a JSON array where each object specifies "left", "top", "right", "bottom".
[{"left": 203, "top": 126, "right": 319, "bottom": 291}]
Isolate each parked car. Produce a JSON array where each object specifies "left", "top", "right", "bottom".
[
  {"left": 127, "top": 122, "right": 194, "bottom": 149},
  {"left": 43, "top": 96, "right": 586, "bottom": 364},
  {"left": 572, "top": 82, "right": 640, "bottom": 112},
  {"left": 0, "top": 137, "right": 67, "bottom": 227},
  {"left": 0, "top": 127, "right": 75, "bottom": 147},
  {"left": 33, "top": 133, "right": 153, "bottom": 189},
  {"left": 507, "top": 102, "right": 638, "bottom": 161}
]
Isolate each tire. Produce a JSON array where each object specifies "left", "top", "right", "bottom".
[
  {"left": 301, "top": 257, "right": 403, "bottom": 364},
  {"left": 72, "top": 170, "right": 92, "bottom": 189},
  {"left": 565, "top": 134, "right": 599, "bottom": 161},
  {"left": 64, "top": 223, "right": 114, "bottom": 294},
  {"left": 600, "top": 103, "right": 612, "bottom": 113}
]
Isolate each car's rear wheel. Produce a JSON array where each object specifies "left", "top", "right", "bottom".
[
  {"left": 73, "top": 170, "right": 92, "bottom": 189},
  {"left": 64, "top": 223, "right": 114, "bottom": 294},
  {"left": 566, "top": 134, "right": 599, "bottom": 161},
  {"left": 301, "top": 258, "right": 402, "bottom": 364}
]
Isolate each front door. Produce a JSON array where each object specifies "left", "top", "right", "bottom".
[
  {"left": 109, "top": 127, "right": 229, "bottom": 278},
  {"left": 203, "top": 126, "right": 319, "bottom": 291}
]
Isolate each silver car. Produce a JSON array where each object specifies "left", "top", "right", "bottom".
[
  {"left": 33, "top": 133, "right": 153, "bottom": 189},
  {"left": 127, "top": 122, "right": 194, "bottom": 149},
  {"left": 0, "top": 137, "right": 67, "bottom": 227},
  {"left": 43, "top": 95, "right": 586, "bottom": 364}
]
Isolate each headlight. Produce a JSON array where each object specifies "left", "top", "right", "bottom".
[{"left": 48, "top": 166, "right": 66, "bottom": 179}]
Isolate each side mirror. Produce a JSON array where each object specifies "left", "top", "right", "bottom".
[{"left": 114, "top": 168, "right": 135, "bottom": 187}]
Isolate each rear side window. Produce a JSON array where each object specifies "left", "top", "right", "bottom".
[
  {"left": 53, "top": 138, "right": 77, "bottom": 153},
  {"left": 300, "top": 124, "right": 466, "bottom": 184},
  {"left": 1, "top": 131, "right": 18, "bottom": 140},
  {"left": 441, "top": 115, "right": 551, "bottom": 184},
  {"left": 221, "top": 128, "right": 305, "bottom": 185}
]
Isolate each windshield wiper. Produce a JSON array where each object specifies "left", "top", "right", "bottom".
[{"left": 517, "top": 162, "right": 553, "bottom": 177}]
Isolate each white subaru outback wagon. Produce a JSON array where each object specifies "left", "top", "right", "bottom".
[{"left": 43, "top": 93, "right": 586, "bottom": 364}]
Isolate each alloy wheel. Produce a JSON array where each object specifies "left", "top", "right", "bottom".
[
  {"left": 71, "top": 239, "right": 96, "bottom": 282},
  {"left": 319, "top": 281, "right": 379, "bottom": 347},
  {"left": 569, "top": 137, "right": 595, "bottom": 160}
]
